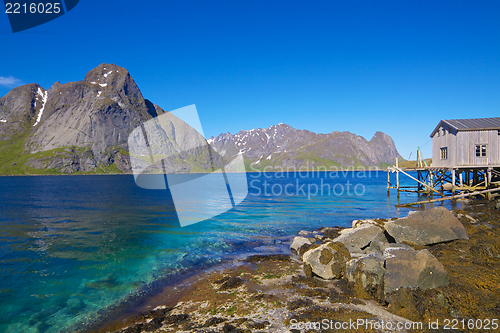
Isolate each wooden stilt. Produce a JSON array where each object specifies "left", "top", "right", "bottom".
[
  {"left": 396, "top": 158, "right": 400, "bottom": 195},
  {"left": 486, "top": 168, "right": 491, "bottom": 200},
  {"left": 417, "top": 171, "right": 422, "bottom": 193},
  {"left": 452, "top": 169, "right": 456, "bottom": 195},
  {"left": 387, "top": 170, "right": 390, "bottom": 195},
  {"left": 429, "top": 171, "right": 434, "bottom": 197},
  {"left": 439, "top": 170, "right": 445, "bottom": 194}
]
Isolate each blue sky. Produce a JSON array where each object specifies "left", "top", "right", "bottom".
[{"left": 1, "top": 0, "right": 499, "bottom": 159}]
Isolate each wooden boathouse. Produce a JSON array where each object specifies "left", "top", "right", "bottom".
[
  {"left": 430, "top": 117, "right": 500, "bottom": 167},
  {"left": 388, "top": 117, "right": 500, "bottom": 206}
]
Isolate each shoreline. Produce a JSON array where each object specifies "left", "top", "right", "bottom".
[
  {"left": 0, "top": 169, "right": 389, "bottom": 177},
  {"left": 88, "top": 199, "right": 500, "bottom": 333},
  {"left": 80, "top": 244, "right": 293, "bottom": 333},
  {"left": 81, "top": 261, "right": 233, "bottom": 333}
]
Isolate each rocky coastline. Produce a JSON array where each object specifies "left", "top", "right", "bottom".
[{"left": 99, "top": 200, "right": 500, "bottom": 333}]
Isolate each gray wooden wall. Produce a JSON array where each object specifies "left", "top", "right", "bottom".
[{"left": 432, "top": 127, "right": 499, "bottom": 167}]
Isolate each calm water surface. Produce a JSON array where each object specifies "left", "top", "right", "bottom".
[{"left": 0, "top": 171, "right": 445, "bottom": 332}]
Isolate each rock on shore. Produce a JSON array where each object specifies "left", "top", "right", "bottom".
[
  {"left": 295, "top": 207, "right": 463, "bottom": 301},
  {"left": 289, "top": 236, "right": 312, "bottom": 256},
  {"left": 383, "top": 247, "right": 449, "bottom": 294},
  {"left": 331, "top": 224, "right": 384, "bottom": 253},
  {"left": 302, "top": 242, "right": 351, "bottom": 279},
  {"left": 345, "top": 251, "right": 385, "bottom": 302},
  {"left": 384, "top": 207, "right": 469, "bottom": 246}
]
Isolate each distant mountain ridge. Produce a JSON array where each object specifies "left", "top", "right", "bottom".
[
  {"left": 0, "top": 63, "right": 401, "bottom": 175},
  {"left": 208, "top": 124, "right": 400, "bottom": 170}
]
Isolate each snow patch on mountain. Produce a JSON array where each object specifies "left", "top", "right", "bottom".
[{"left": 33, "top": 88, "right": 47, "bottom": 127}]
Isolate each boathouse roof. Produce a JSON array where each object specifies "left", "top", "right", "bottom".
[{"left": 430, "top": 117, "right": 500, "bottom": 138}]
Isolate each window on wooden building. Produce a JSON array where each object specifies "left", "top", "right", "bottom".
[
  {"left": 440, "top": 147, "right": 448, "bottom": 160},
  {"left": 475, "top": 145, "right": 487, "bottom": 157}
]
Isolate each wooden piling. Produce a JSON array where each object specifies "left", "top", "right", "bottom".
[
  {"left": 429, "top": 171, "right": 434, "bottom": 197},
  {"left": 451, "top": 169, "right": 456, "bottom": 195},
  {"left": 487, "top": 168, "right": 492, "bottom": 200},
  {"left": 396, "top": 158, "right": 399, "bottom": 194},
  {"left": 387, "top": 170, "right": 390, "bottom": 195}
]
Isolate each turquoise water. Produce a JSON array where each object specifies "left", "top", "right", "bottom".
[{"left": 0, "top": 171, "right": 435, "bottom": 332}]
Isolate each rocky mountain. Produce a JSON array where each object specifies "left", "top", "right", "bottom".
[
  {"left": 0, "top": 63, "right": 215, "bottom": 174},
  {"left": 0, "top": 64, "right": 401, "bottom": 175},
  {"left": 208, "top": 124, "right": 401, "bottom": 170}
]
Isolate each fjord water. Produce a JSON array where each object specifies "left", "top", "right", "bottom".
[{"left": 0, "top": 171, "right": 433, "bottom": 332}]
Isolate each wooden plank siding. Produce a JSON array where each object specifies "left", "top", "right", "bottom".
[
  {"left": 432, "top": 125, "right": 457, "bottom": 167},
  {"left": 432, "top": 127, "right": 500, "bottom": 167},
  {"left": 456, "top": 130, "right": 500, "bottom": 166}
]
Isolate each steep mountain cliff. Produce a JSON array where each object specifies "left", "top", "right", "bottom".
[
  {"left": 0, "top": 64, "right": 214, "bottom": 174},
  {"left": 0, "top": 64, "right": 401, "bottom": 175}
]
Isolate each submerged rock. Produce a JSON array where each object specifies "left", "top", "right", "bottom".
[
  {"left": 384, "top": 207, "right": 468, "bottom": 246},
  {"left": 303, "top": 242, "right": 351, "bottom": 280},
  {"left": 384, "top": 247, "right": 449, "bottom": 295}
]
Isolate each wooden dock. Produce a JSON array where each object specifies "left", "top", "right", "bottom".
[
  {"left": 387, "top": 158, "right": 500, "bottom": 206},
  {"left": 393, "top": 117, "right": 500, "bottom": 206}
]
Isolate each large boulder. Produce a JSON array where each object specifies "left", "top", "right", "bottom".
[
  {"left": 383, "top": 247, "right": 449, "bottom": 295},
  {"left": 290, "top": 236, "right": 313, "bottom": 256},
  {"left": 303, "top": 242, "right": 351, "bottom": 280},
  {"left": 363, "top": 240, "right": 412, "bottom": 254},
  {"left": 345, "top": 252, "right": 386, "bottom": 302},
  {"left": 332, "top": 224, "right": 384, "bottom": 252},
  {"left": 384, "top": 207, "right": 468, "bottom": 246}
]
